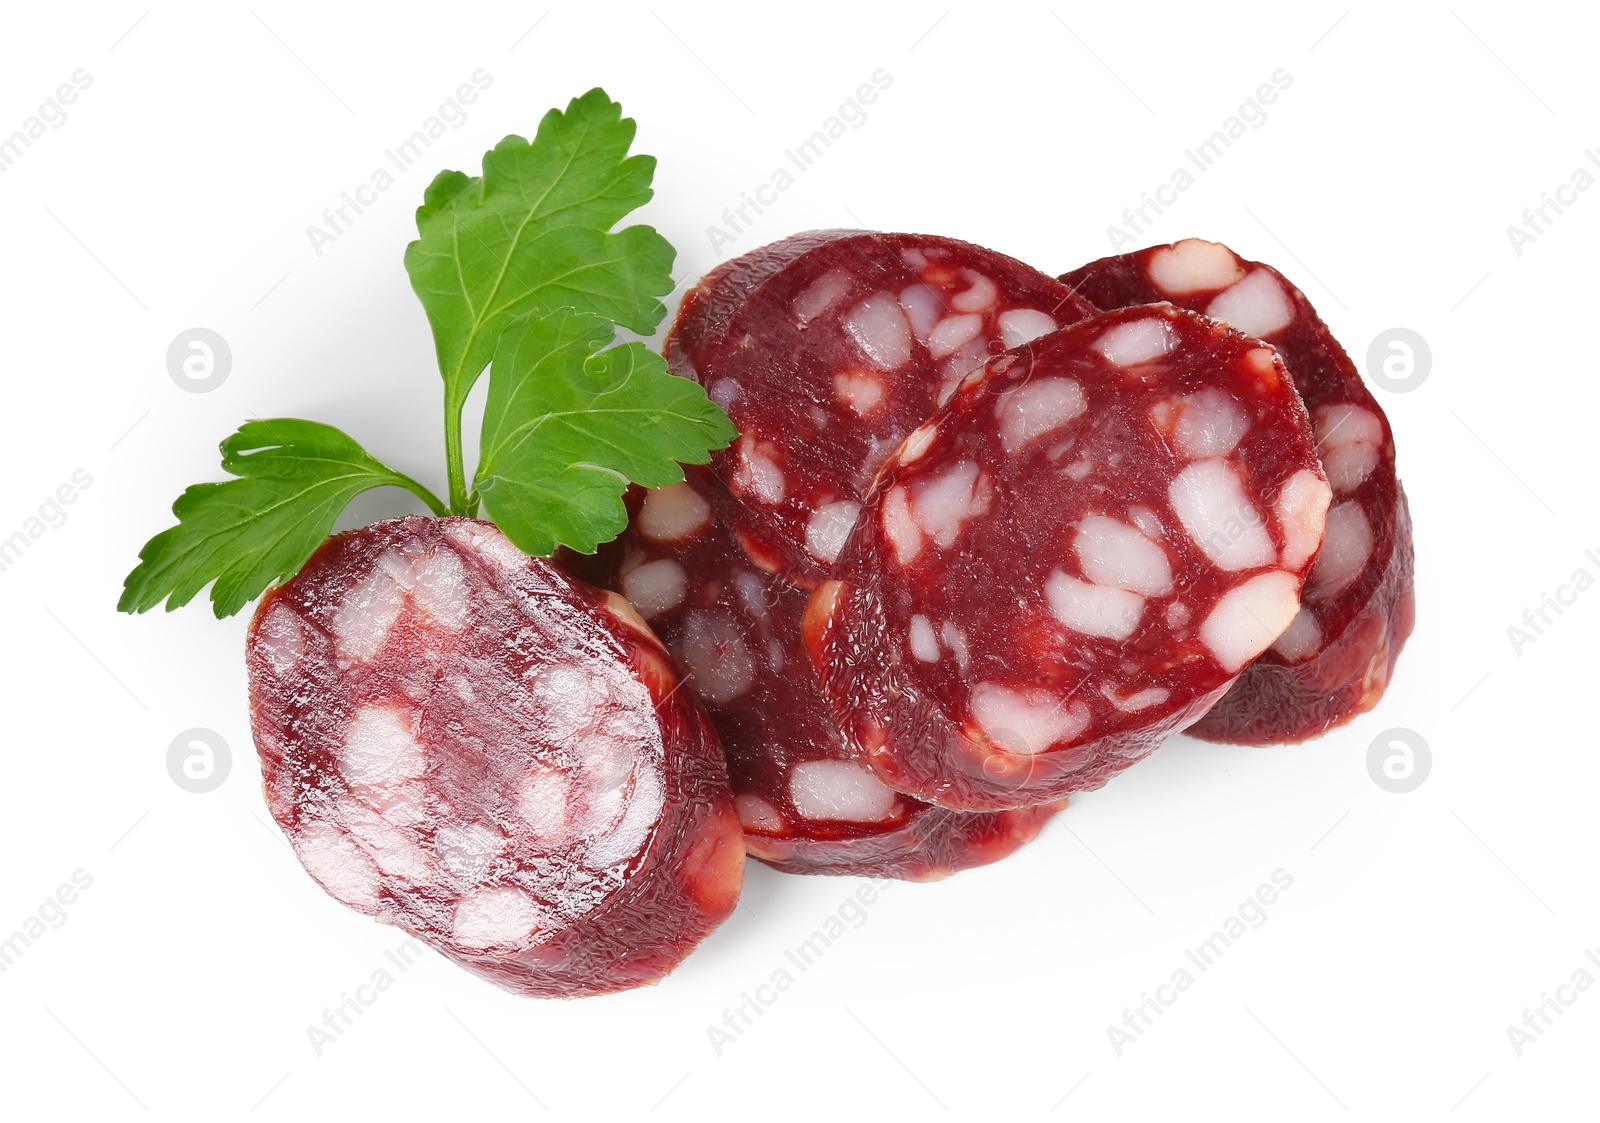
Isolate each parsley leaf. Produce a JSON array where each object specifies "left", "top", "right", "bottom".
[
  {"left": 475, "top": 308, "right": 737, "bottom": 556},
  {"left": 118, "top": 420, "right": 446, "bottom": 618},
  {"left": 404, "top": 88, "right": 675, "bottom": 513}
]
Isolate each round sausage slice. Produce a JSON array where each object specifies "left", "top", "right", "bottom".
[
  {"left": 247, "top": 516, "right": 744, "bottom": 998},
  {"left": 804, "top": 305, "right": 1331, "bottom": 811}
]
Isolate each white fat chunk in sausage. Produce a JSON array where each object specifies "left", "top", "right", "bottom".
[
  {"left": 733, "top": 437, "right": 785, "bottom": 504},
  {"left": 908, "top": 614, "right": 941, "bottom": 662},
  {"left": 585, "top": 760, "right": 664, "bottom": 868},
  {"left": 342, "top": 803, "right": 434, "bottom": 882},
  {"left": 679, "top": 610, "right": 756, "bottom": 703},
  {"left": 605, "top": 587, "right": 659, "bottom": 640},
  {"left": 940, "top": 621, "right": 970, "bottom": 672},
  {"left": 1240, "top": 348, "right": 1281, "bottom": 388},
  {"left": 995, "top": 377, "right": 1087, "bottom": 454},
  {"left": 452, "top": 885, "right": 543, "bottom": 949},
  {"left": 998, "top": 308, "right": 1058, "bottom": 349},
  {"left": 844, "top": 291, "right": 913, "bottom": 369},
  {"left": 1201, "top": 570, "right": 1302, "bottom": 673},
  {"left": 638, "top": 482, "right": 712, "bottom": 543},
  {"left": 620, "top": 558, "right": 688, "bottom": 619},
  {"left": 1149, "top": 399, "right": 1174, "bottom": 430},
  {"left": 793, "top": 269, "right": 852, "bottom": 325},
  {"left": 732, "top": 570, "right": 770, "bottom": 621},
  {"left": 537, "top": 663, "right": 608, "bottom": 744},
  {"left": 410, "top": 550, "right": 470, "bottom": 629},
  {"left": 443, "top": 522, "right": 530, "bottom": 578},
  {"left": 927, "top": 313, "right": 984, "bottom": 360},
  {"left": 899, "top": 422, "right": 939, "bottom": 466},
  {"left": 806, "top": 500, "right": 861, "bottom": 565},
  {"left": 1315, "top": 404, "right": 1385, "bottom": 493},
  {"left": 940, "top": 337, "right": 992, "bottom": 385},
  {"left": 834, "top": 370, "right": 885, "bottom": 415},
  {"left": 258, "top": 601, "right": 306, "bottom": 676},
  {"left": 709, "top": 378, "right": 740, "bottom": 410},
  {"left": 294, "top": 820, "right": 383, "bottom": 910},
  {"left": 1274, "top": 469, "right": 1333, "bottom": 571},
  {"left": 1168, "top": 459, "right": 1277, "bottom": 571},
  {"left": 333, "top": 567, "right": 405, "bottom": 663},
  {"left": 1148, "top": 238, "right": 1245, "bottom": 295},
  {"left": 572, "top": 735, "right": 634, "bottom": 839},
  {"left": 1308, "top": 501, "right": 1373, "bottom": 601},
  {"left": 1102, "top": 684, "right": 1171, "bottom": 712},
  {"left": 342, "top": 705, "right": 427, "bottom": 791},
  {"left": 1129, "top": 505, "right": 1165, "bottom": 540},
  {"left": 912, "top": 461, "right": 990, "bottom": 549},
  {"left": 1046, "top": 571, "right": 1145, "bottom": 641},
  {"left": 1270, "top": 605, "right": 1324, "bottom": 661},
  {"left": 1206, "top": 269, "right": 1294, "bottom": 338},
  {"left": 378, "top": 548, "right": 469, "bottom": 630},
  {"left": 369, "top": 780, "right": 428, "bottom": 829},
  {"left": 1093, "top": 317, "right": 1178, "bottom": 366},
  {"left": 789, "top": 760, "right": 898, "bottom": 822},
  {"left": 950, "top": 269, "right": 999, "bottom": 313},
  {"left": 1074, "top": 515, "right": 1174, "bottom": 596},
  {"left": 736, "top": 794, "right": 785, "bottom": 832},
  {"left": 936, "top": 372, "right": 967, "bottom": 407},
  {"left": 434, "top": 821, "right": 505, "bottom": 885},
  {"left": 1174, "top": 388, "right": 1250, "bottom": 459},
  {"left": 898, "top": 284, "right": 943, "bottom": 342},
  {"left": 883, "top": 485, "right": 924, "bottom": 565},
  {"left": 970, "top": 683, "right": 1089, "bottom": 755},
  {"left": 516, "top": 765, "right": 570, "bottom": 842}
]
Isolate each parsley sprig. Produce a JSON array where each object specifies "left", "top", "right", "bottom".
[{"left": 119, "top": 89, "right": 733, "bottom": 619}]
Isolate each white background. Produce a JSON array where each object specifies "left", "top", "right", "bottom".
[{"left": 1, "top": 3, "right": 1595, "bottom": 1119}]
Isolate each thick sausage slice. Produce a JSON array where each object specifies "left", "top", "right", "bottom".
[
  {"left": 668, "top": 230, "right": 1096, "bottom": 585},
  {"left": 247, "top": 517, "right": 744, "bottom": 998},
  {"left": 603, "top": 469, "right": 1062, "bottom": 878},
  {"left": 805, "top": 306, "right": 1331, "bottom": 810},
  {"left": 1063, "top": 240, "right": 1415, "bottom": 743}
]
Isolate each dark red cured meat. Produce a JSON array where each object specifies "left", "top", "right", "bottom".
[
  {"left": 804, "top": 305, "right": 1332, "bottom": 811},
  {"left": 246, "top": 517, "right": 744, "bottom": 998},
  {"left": 598, "top": 468, "right": 1062, "bottom": 878},
  {"left": 667, "top": 230, "right": 1096, "bottom": 586},
  {"left": 1062, "top": 240, "right": 1415, "bottom": 743}
]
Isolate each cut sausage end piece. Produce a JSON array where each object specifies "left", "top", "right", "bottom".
[{"left": 248, "top": 516, "right": 742, "bottom": 998}]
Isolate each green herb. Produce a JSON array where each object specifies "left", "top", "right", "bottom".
[
  {"left": 404, "top": 87, "right": 675, "bottom": 515},
  {"left": 120, "top": 89, "right": 731, "bottom": 619},
  {"left": 117, "top": 420, "right": 446, "bottom": 618},
  {"left": 476, "top": 308, "right": 735, "bottom": 556}
]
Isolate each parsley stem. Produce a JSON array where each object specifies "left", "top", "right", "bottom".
[
  {"left": 444, "top": 386, "right": 470, "bottom": 516},
  {"left": 392, "top": 471, "right": 449, "bottom": 518}
]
